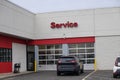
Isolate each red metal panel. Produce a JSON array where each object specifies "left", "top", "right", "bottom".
[
  {"left": 0, "top": 35, "right": 26, "bottom": 48},
  {"left": 12, "top": 37, "right": 26, "bottom": 44},
  {"left": 28, "top": 37, "right": 95, "bottom": 45},
  {"left": 0, "top": 62, "right": 12, "bottom": 73},
  {"left": 0, "top": 35, "right": 12, "bottom": 48}
]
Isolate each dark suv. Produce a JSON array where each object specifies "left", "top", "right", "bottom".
[{"left": 57, "top": 56, "right": 84, "bottom": 76}]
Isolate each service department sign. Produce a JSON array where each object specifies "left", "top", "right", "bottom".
[{"left": 50, "top": 21, "right": 78, "bottom": 29}]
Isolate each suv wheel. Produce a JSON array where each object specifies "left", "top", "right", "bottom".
[
  {"left": 76, "top": 70, "right": 80, "bottom": 75},
  {"left": 81, "top": 68, "right": 84, "bottom": 73},
  {"left": 57, "top": 71, "right": 61, "bottom": 76},
  {"left": 113, "top": 74, "right": 117, "bottom": 78}
]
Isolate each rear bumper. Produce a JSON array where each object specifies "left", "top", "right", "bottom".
[
  {"left": 57, "top": 66, "right": 79, "bottom": 72},
  {"left": 58, "top": 68, "right": 76, "bottom": 72}
]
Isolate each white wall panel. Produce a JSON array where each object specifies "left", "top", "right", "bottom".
[
  {"left": 12, "top": 43, "right": 26, "bottom": 72},
  {"left": 95, "top": 8, "right": 120, "bottom": 36},
  {"left": 96, "top": 36, "right": 120, "bottom": 70},
  {"left": 35, "top": 10, "right": 95, "bottom": 39},
  {"left": 35, "top": 7, "right": 120, "bottom": 39},
  {"left": 0, "top": 0, "right": 35, "bottom": 39}
]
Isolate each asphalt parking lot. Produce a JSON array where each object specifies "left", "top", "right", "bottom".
[
  {"left": 85, "top": 70, "right": 120, "bottom": 80},
  {"left": 2, "top": 70, "right": 92, "bottom": 80},
  {"left": 2, "top": 70, "right": 120, "bottom": 80}
]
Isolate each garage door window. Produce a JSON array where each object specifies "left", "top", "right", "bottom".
[
  {"left": 38, "top": 44, "right": 62, "bottom": 65},
  {"left": 68, "top": 42, "right": 94, "bottom": 64}
]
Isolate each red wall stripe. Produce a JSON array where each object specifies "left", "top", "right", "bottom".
[
  {"left": 0, "top": 62, "right": 12, "bottom": 73},
  {"left": 28, "top": 37, "right": 95, "bottom": 45},
  {"left": 0, "top": 35, "right": 26, "bottom": 48},
  {"left": 0, "top": 35, "right": 12, "bottom": 48},
  {"left": 12, "top": 37, "right": 27, "bottom": 44}
]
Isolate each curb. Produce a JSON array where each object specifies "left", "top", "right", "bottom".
[{"left": 0, "top": 71, "right": 34, "bottom": 79}]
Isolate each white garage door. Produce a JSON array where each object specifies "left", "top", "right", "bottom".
[
  {"left": 12, "top": 43, "right": 26, "bottom": 72},
  {"left": 38, "top": 42, "right": 95, "bottom": 70}
]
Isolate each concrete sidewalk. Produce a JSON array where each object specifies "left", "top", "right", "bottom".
[{"left": 0, "top": 71, "right": 34, "bottom": 79}]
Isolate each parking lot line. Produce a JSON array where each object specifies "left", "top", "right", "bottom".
[{"left": 82, "top": 70, "right": 96, "bottom": 80}]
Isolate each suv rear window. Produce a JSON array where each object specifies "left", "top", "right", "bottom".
[{"left": 59, "top": 57, "right": 75, "bottom": 63}]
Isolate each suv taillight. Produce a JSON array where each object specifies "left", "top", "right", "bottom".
[
  {"left": 70, "top": 60, "right": 76, "bottom": 63},
  {"left": 58, "top": 60, "right": 61, "bottom": 63}
]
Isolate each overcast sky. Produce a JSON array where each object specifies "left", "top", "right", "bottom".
[{"left": 9, "top": 0, "right": 120, "bottom": 13}]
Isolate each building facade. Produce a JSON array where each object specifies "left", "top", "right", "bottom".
[{"left": 0, "top": 0, "right": 120, "bottom": 73}]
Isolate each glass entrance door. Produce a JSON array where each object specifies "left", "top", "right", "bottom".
[{"left": 27, "top": 52, "right": 34, "bottom": 71}]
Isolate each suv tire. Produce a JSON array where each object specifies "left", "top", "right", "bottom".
[
  {"left": 57, "top": 71, "right": 61, "bottom": 76},
  {"left": 81, "top": 68, "right": 84, "bottom": 73},
  {"left": 113, "top": 74, "right": 117, "bottom": 78},
  {"left": 76, "top": 70, "right": 80, "bottom": 75}
]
